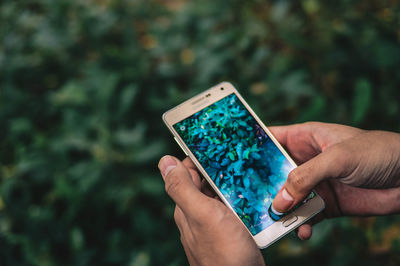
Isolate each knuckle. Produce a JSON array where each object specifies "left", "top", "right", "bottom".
[
  {"left": 300, "top": 121, "right": 322, "bottom": 139},
  {"left": 179, "top": 235, "right": 185, "bottom": 245},
  {"left": 302, "top": 121, "right": 318, "bottom": 127},
  {"left": 287, "top": 169, "right": 307, "bottom": 193},
  {"left": 173, "top": 207, "right": 182, "bottom": 224},
  {"left": 302, "top": 121, "right": 321, "bottom": 129}
]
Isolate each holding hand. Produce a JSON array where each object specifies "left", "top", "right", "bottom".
[
  {"left": 158, "top": 156, "right": 265, "bottom": 266},
  {"left": 158, "top": 122, "right": 400, "bottom": 265},
  {"left": 271, "top": 122, "right": 400, "bottom": 239}
]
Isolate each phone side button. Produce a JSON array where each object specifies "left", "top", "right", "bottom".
[
  {"left": 282, "top": 215, "right": 298, "bottom": 227},
  {"left": 174, "top": 137, "right": 189, "bottom": 156}
]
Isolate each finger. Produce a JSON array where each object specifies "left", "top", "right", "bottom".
[
  {"left": 269, "top": 123, "right": 320, "bottom": 149},
  {"left": 269, "top": 125, "right": 291, "bottom": 147},
  {"left": 201, "top": 179, "right": 217, "bottom": 198},
  {"left": 295, "top": 206, "right": 328, "bottom": 240},
  {"left": 174, "top": 205, "right": 189, "bottom": 233},
  {"left": 187, "top": 168, "right": 202, "bottom": 189},
  {"left": 269, "top": 123, "right": 320, "bottom": 164},
  {"left": 158, "top": 155, "right": 210, "bottom": 220},
  {"left": 182, "top": 157, "right": 202, "bottom": 189},
  {"left": 182, "top": 157, "right": 197, "bottom": 171},
  {"left": 182, "top": 157, "right": 219, "bottom": 199},
  {"left": 297, "top": 223, "right": 312, "bottom": 240},
  {"left": 295, "top": 206, "right": 330, "bottom": 240},
  {"left": 272, "top": 145, "right": 348, "bottom": 213}
]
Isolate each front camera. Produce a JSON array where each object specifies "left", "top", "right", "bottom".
[{"left": 220, "top": 87, "right": 224, "bottom": 91}]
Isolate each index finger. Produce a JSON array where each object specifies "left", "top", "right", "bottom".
[
  {"left": 182, "top": 157, "right": 197, "bottom": 171},
  {"left": 269, "top": 125, "right": 290, "bottom": 147}
]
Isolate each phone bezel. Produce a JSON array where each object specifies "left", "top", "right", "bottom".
[{"left": 162, "top": 81, "right": 325, "bottom": 248}]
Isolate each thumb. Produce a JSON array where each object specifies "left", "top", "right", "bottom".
[
  {"left": 272, "top": 146, "right": 346, "bottom": 213},
  {"left": 158, "top": 155, "right": 208, "bottom": 219}
]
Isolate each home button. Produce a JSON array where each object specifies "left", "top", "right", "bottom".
[{"left": 282, "top": 215, "right": 298, "bottom": 227}]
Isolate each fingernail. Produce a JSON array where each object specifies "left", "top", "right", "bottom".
[
  {"left": 158, "top": 155, "right": 177, "bottom": 178},
  {"left": 271, "top": 204, "right": 284, "bottom": 216},
  {"left": 273, "top": 188, "right": 294, "bottom": 213},
  {"left": 282, "top": 188, "right": 294, "bottom": 202}
]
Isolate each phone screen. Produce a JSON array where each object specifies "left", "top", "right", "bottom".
[{"left": 173, "top": 93, "right": 296, "bottom": 235}]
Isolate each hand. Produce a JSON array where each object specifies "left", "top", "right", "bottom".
[
  {"left": 270, "top": 122, "right": 400, "bottom": 239},
  {"left": 158, "top": 156, "right": 265, "bottom": 266},
  {"left": 294, "top": 179, "right": 400, "bottom": 240}
]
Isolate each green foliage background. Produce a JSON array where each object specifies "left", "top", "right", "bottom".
[{"left": 1, "top": 0, "right": 400, "bottom": 265}]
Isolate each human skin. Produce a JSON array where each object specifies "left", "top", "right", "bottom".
[
  {"left": 158, "top": 156, "right": 265, "bottom": 266},
  {"left": 271, "top": 122, "right": 400, "bottom": 238},
  {"left": 158, "top": 122, "right": 400, "bottom": 264}
]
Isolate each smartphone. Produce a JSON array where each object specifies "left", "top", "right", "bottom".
[{"left": 162, "top": 82, "right": 325, "bottom": 248}]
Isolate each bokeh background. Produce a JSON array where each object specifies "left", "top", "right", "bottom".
[{"left": 1, "top": 0, "right": 400, "bottom": 265}]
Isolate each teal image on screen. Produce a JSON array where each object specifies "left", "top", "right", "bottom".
[{"left": 173, "top": 94, "right": 294, "bottom": 235}]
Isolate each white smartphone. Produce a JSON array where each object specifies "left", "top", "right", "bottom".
[{"left": 162, "top": 82, "right": 325, "bottom": 248}]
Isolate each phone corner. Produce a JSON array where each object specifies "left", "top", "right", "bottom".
[
  {"left": 161, "top": 111, "right": 169, "bottom": 124},
  {"left": 320, "top": 195, "right": 326, "bottom": 211},
  {"left": 257, "top": 243, "right": 269, "bottom": 250},
  {"left": 217, "top": 81, "right": 234, "bottom": 88},
  {"left": 254, "top": 237, "right": 273, "bottom": 250},
  {"left": 314, "top": 190, "right": 327, "bottom": 211}
]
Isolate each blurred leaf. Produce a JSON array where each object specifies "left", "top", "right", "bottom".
[
  {"left": 352, "top": 78, "right": 372, "bottom": 124},
  {"left": 297, "top": 95, "right": 326, "bottom": 122},
  {"left": 50, "top": 81, "right": 88, "bottom": 106},
  {"left": 118, "top": 84, "right": 139, "bottom": 115},
  {"left": 1, "top": 0, "right": 400, "bottom": 265}
]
